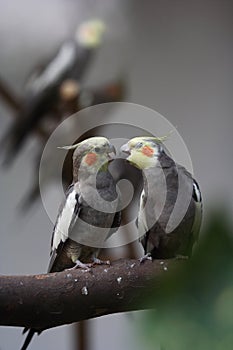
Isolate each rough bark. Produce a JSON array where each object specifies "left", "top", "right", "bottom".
[{"left": 0, "top": 258, "right": 182, "bottom": 331}]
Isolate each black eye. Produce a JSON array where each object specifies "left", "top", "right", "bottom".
[
  {"left": 136, "top": 142, "right": 143, "bottom": 148},
  {"left": 95, "top": 147, "right": 101, "bottom": 153}
]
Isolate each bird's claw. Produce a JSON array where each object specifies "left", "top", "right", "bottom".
[
  {"left": 66, "top": 260, "right": 92, "bottom": 272},
  {"left": 92, "top": 257, "right": 111, "bottom": 266},
  {"left": 139, "top": 253, "right": 152, "bottom": 264}
]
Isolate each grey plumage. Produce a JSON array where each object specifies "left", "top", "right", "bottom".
[
  {"left": 48, "top": 170, "right": 121, "bottom": 272},
  {"left": 121, "top": 137, "right": 202, "bottom": 259},
  {"left": 2, "top": 42, "right": 88, "bottom": 165},
  {"left": 140, "top": 153, "right": 202, "bottom": 258}
]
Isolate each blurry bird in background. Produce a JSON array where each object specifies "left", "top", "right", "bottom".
[
  {"left": 121, "top": 137, "right": 202, "bottom": 259},
  {"left": 0, "top": 19, "right": 105, "bottom": 166},
  {"left": 0, "top": 17, "right": 126, "bottom": 213},
  {"left": 20, "top": 137, "right": 121, "bottom": 350}
]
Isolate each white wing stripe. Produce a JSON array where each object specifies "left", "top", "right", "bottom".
[
  {"left": 52, "top": 190, "right": 77, "bottom": 250},
  {"left": 193, "top": 181, "right": 202, "bottom": 203},
  {"left": 138, "top": 190, "right": 148, "bottom": 240}
]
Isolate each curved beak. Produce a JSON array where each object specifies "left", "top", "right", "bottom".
[
  {"left": 120, "top": 143, "right": 131, "bottom": 155},
  {"left": 107, "top": 144, "right": 116, "bottom": 160}
]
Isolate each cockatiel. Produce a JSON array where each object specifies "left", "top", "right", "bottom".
[
  {"left": 121, "top": 137, "right": 202, "bottom": 259},
  {"left": 20, "top": 136, "right": 121, "bottom": 350},
  {"left": 1, "top": 19, "right": 105, "bottom": 166}
]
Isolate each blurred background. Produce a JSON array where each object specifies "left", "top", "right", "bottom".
[{"left": 0, "top": 0, "right": 232, "bottom": 349}]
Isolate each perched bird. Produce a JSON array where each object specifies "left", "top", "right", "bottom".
[
  {"left": 1, "top": 19, "right": 105, "bottom": 166},
  {"left": 20, "top": 136, "right": 121, "bottom": 350},
  {"left": 121, "top": 137, "right": 202, "bottom": 259}
]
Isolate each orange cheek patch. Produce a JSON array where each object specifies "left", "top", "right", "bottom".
[
  {"left": 85, "top": 152, "right": 97, "bottom": 165},
  {"left": 142, "top": 146, "right": 154, "bottom": 157}
]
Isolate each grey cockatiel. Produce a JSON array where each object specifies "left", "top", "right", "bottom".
[
  {"left": 2, "top": 19, "right": 105, "bottom": 166},
  {"left": 121, "top": 137, "right": 202, "bottom": 259},
  {"left": 21, "top": 136, "right": 121, "bottom": 350}
]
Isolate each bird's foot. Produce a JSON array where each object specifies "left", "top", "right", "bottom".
[
  {"left": 175, "top": 254, "right": 189, "bottom": 260},
  {"left": 92, "top": 257, "right": 111, "bottom": 266},
  {"left": 139, "top": 253, "right": 152, "bottom": 264},
  {"left": 66, "top": 260, "right": 92, "bottom": 272}
]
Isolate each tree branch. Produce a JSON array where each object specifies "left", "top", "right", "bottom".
[{"left": 0, "top": 258, "right": 183, "bottom": 331}]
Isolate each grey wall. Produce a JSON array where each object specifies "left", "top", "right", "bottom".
[{"left": 0, "top": 0, "right": 232, "bottom": 349}]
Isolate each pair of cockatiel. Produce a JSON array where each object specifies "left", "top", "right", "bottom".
[{"left": 21, "top": 136, "right": 202, "bottom": 350}]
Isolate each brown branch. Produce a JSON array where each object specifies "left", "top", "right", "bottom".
[{"left": 0, "top": 258, "right": 183, "bottom": 331}]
